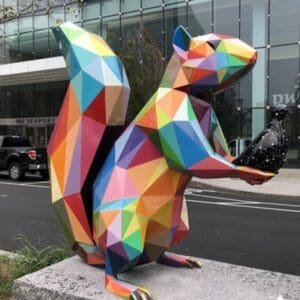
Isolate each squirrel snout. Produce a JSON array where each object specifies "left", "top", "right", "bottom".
[{"left": 249, "top": 51, "right": 257, "bottom": 66}]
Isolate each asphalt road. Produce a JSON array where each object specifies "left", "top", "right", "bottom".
[
  {"left": 0, "top": 174, "right": 299, "bottom": 276},
  {"left": 0, "top": 173, "right": 64, "bottom": 251}
]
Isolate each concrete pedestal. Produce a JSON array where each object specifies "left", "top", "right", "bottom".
[{"left": 12, "top": 255, "right": 300, "bottom": 300}]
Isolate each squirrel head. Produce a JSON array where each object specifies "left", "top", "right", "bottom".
[
  {"left": 172, "top": 26, "right": 257, "bottom": 95},
  {"left": 271, "top": 104, "right": 292, "bottom": 121}
]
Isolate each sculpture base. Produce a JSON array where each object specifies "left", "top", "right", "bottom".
[{"left": 12, "top": 255, "right": 299, "bottom": 300}]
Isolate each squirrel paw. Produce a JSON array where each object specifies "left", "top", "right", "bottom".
[
  {"left": 157, "top": 252, "right": 202, "bottom": 268},
  {"left": 105, "top": 274, "right": 152, "bottom": 299},
  {"left": 130, "top": 288, "right": 152, "bottom": 300}
]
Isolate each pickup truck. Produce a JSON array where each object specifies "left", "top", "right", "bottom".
[{"left": 0, "top": 135, "right": 49, "bottom": 180}]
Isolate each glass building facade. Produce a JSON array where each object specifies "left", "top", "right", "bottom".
[{"left": 0, "top": 0, "right": 299, "bottom": 167}]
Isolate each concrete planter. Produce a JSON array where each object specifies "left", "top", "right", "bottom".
[{"left": 12, "top": 255, "right": 300, "bottom": 300}]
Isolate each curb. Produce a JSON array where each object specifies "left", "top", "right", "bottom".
[
  {"left": 0, "top": 249, "right": 17, "bottom": 258},
  {"left": 12, "top": 255, "right": 300, "bottom": 300},
  {"left": 189, "top": 180, "right": 300, "bottom": 202}
]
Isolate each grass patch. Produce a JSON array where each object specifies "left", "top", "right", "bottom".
[
  {"left": 0, "top": 237, "right": 72, "bottom": 298},
  {"left": 0, "top": 255, "right": 15, "bottom": 298}
]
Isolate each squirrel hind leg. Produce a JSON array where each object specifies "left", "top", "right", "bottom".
[
  {"left": 73, "top": 242, "right": 106, "bottom": 266},
  {"left": 105, "top": 274, "right": 152, "bottom": 300},
  {"left": 157, "top": 252, "right": 202, "bottom": 269}
]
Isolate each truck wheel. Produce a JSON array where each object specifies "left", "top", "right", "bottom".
[
  {"left": 8, "top": 163, "right": 24, "bottom": 181},
  {"left": 40, "top": 170, "right": 49, "bottom": 180}
]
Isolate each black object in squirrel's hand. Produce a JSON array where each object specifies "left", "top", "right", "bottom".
[{"left": 233, "top": 104, "right": 290, "bottom": 173}]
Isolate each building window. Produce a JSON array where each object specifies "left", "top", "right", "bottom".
[
  {"left": 214, "top": 0, "right": 239, "bottom": 36},
  {"left": 121, "top": 0, "right": 141, "bottom": 13},
  {"left": 165, "top": 2, "right": 187, "bottom": 59},
  {"left": 188, "top": 0, "right": 211, "bottom": 36},
  {"left": 101, "top": 0, "right": 119, "bottom": 17},
  {"left": 269, "top": 45, "right": 299, "bottom": 108},
  {"left": 83, "top": 0, "right": 100, "bottom": 20},
  {"left": 270, "top": 0, "right": 300, "bottom": 46},
  {"left": 240, "top": 0, "right": 268, "bottom": 48}
]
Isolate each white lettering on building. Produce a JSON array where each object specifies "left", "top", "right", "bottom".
[
  {"left": 0, "top": 116, "right": 57, "bottom": 126},
  {"left": 272, "top": 93, "right": 299, "bottom": 105}
]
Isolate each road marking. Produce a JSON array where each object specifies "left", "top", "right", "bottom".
[
  {"left": 24, "top": 181, "right": 50, "bottom": 185},
  {"left": 21, "top": 183, "right": 50, "bottom": 189},
  {"left": 0, "top": 181, "right": 50, "bottom": 189},
  {"left": 185, "top": 188, "right": 216, "bottom": 195},
  {"left": 186, "top": 192, "right": 300, "bottom": 208},
  {"left": 186, "top": 199, "right": 300, "bottom": 213},
  {"left": 0, "top": 194, "right": 7, "bottom": 197}
]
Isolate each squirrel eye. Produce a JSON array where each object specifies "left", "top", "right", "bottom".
[{"left": 207, "top": 42, "right": 215, "bottom": 50}]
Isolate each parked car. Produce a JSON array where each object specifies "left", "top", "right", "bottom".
[{"left": 0, "top": 135, "right": 49, "bottom": 180}]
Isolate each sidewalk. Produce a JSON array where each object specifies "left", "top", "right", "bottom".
[
  {"left": 191, "top": 168, "right": 300, "bottom": 198},
  {"left": 12, "top": 255, "right": 300, "bottom": 300}
]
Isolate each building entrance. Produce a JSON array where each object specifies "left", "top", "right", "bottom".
[
  {"left": 24, "top": 126, "right": 48, "bottom": 147},
  {"left": 0, "top": 117, "right": 56, "bottom": 147}
]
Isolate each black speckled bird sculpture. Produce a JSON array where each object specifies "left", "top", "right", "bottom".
[{"left": 233, "top": 104, "right": 290, "bottom": 174}]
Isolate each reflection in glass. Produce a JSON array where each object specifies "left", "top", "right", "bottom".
[
  {"left": 83, "top": 0, "right": 100, "bottom": 20},
  {"left": 0, "top": 88, "right": 7, "bottom": 118},
  {"left": 269, "top": 45, "right": 298, "bottom": 107},
  {"left": 215, "top": 86, "right": 241, "bottom": 141},
  {"left": 122, "top": 0, "right": 140, "bottom": 13},
  {"left": 240, "top": 72, "right": 252, "bottom": 109},
  {"left": 240, "top": 0, "right": 267, "bottom": 48},
  {"left": 49, "top": 0, "right": 64, "bottom": 6},
  {"left": 165, "top": 0, "right": 184, "bottom": 4},
  {"left": 19, "top": 32, "right": 34, "bottom": 61},
  {"left": 49, "top": 30, "right": 61, "bottom": 56},
  {"left": 270, "top": 0, "right": 300, "bottom": 45},
  {"left": 214, "top": 0, "right": 238, "bottom": 36},
  {"left": 49, "top": 81, "right": 67, "bottom": 116},
  {"left": 3, "top": 0, "right": 17, "bottom": 24},
  {"left": 188, "top": 0, "right": 211, "bottom": 36},
  {"left": 102, "top": 16, "right": 120, "bottom": 51},
  {"left": 142, "top": 9, "right": 163, "bottom": 54},
  {"left": 83, "top": 20, "right": 100, "bottom": 35},
  {"left": 121, "top": 12, "right": 141, "bottom": 43},
  {"left": 5, "top": 35, "right": 19, "bottom": 63},
  {"left": 18, "top": 0, "right": 34, "bottom": 16},
  {"left": 35, "top": 82, "right": 50, "bottom": 117},
  {"left": 66, "top": 3, "right": 81, "bottom": 23},
  {"left": 33, "top": 0, "right": 48, "bottom": 11},
  {"left": 252, "top": 48, "right": 267, "bottom": 138},
  {"left": 142, "top": 0, "right": 162, "bottom": 9},
  {"left": 5, "top": 19, "right": 18, "bottom": 35},
  {"left": 19, "top": 16, "right": 33, "bottom": 33},
  {"left": 49, "top": 7, "right": 64, "bottom": 27},
  {"left": 34, "top": 29, "right": 49, "bottom": 59},
  {"left": 6, "top": 85, "right": 20, "bottom": 118},
  {"left": 20, "top": 84, "right": 34, "bottom": 118},
  {"left": 165, "top": 3, "right": 186, "bottom": 59},
  {"left": 34, "top": 14, "right": 49, "bottom": 30},
  {"left": 101, "top": 0, "right": 119, "bottom": 17}
]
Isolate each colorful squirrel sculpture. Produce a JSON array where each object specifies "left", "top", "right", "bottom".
[{"left": 48, "top": 23, "right": 274, "bottom": 299}]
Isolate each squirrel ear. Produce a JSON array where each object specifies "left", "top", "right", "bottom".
[{"left": 173, "top": 26, "right": 191, "bottom": 53}]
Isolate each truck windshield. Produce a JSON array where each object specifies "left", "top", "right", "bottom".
[{"left": 2, "top": 137, "right": 32, "bottom": 147}]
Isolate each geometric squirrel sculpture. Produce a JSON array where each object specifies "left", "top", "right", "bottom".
[{"left": 48, "top": 23, "right": 278, "bottom": 299}]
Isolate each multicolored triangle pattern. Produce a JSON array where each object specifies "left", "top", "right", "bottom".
[
  {"left": 48, "top": 22, "right": 130, "bottom": 253},
  {"left": 49, "top": 23, "right": 274, "bottom": 299},
  {"left": 91, "top": 27, "right": 274, "bottom": 296}
]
